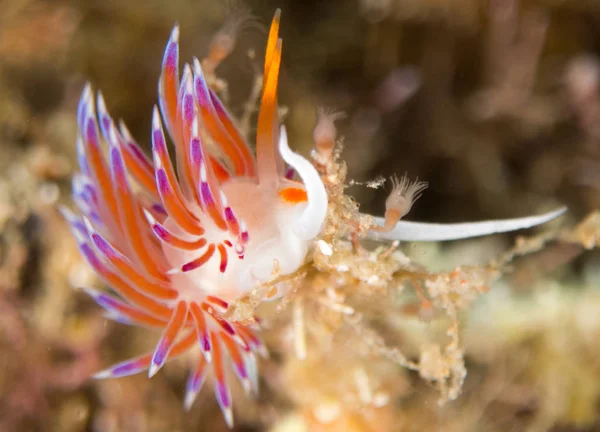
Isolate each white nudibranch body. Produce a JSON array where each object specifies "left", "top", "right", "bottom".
[
  {"left": 165, "top": 125, "right": 327, "bottom": 303},
  {"left": 368, "top": 206, "right": 567, "bottom": 242},
  {"left": 65, "top": 10, "right": 330, "bottom": 427}
]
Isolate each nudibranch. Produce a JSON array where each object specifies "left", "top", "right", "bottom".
[{"left": 63, "top": 9, "right": 566, "bottom": 428}]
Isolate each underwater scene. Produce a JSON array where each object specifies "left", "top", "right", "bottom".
[{"left": 0, "top": 1, "right": 599, "bottom": 431}]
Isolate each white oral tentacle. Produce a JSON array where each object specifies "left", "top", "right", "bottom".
[{"left": 278, "top": 125, "right": 328, "bottom": 241}]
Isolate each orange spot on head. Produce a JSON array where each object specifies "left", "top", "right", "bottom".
[{"left": 279, "top": 187, "right": 308, "bottom": 204}]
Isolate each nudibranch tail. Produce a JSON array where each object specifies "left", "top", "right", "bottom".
[{"left": 368, "top": 206, "right": 567, "bottom": 242}]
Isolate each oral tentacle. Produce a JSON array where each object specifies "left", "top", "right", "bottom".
[{"left": 278, "top": 125, "right": 328, "bottom": 240}]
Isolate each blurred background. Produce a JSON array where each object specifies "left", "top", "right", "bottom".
[{"left": 1, "top": 0, "right": 600, "bottom": 431}]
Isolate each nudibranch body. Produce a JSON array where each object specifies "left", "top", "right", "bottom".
[
  {"left": 64, "top": 9, "right": 565, "bottom": 429},
  {"left": 64, "top": 11, "right": 326, "bottom": 427}
]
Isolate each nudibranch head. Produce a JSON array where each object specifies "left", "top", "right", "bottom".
[{"left": 64, "top": 10, "right": 326, "bottom": 427}]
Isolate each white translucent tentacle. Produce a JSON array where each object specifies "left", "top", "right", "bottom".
[
  {"left": 278, "top": 125, "right": 328, "bottom": 240},
  {"left": 368, "top": 206, "right": 567, "bottom": 242}
]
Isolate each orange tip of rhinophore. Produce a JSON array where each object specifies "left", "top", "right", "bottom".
[{"left": 264, "top": 9, "right": 281, "bottom": 76}]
